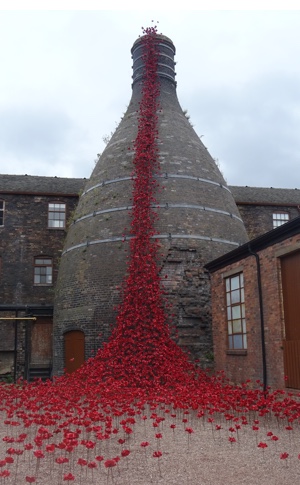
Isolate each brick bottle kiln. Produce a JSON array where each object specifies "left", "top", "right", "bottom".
[{"left": 53, "top": 34, "right": 248, "bottom": 375}]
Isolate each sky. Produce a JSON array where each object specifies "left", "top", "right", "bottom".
[{"left": 1, "top": 3, "right": 300, "bottom": 189}]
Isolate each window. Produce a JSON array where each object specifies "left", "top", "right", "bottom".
[
  {"left": 34, "top": 257, "right": 53, "bottom": 285},
  {"left": 0, "top": 200, "right": 4, "bottom": 226},
  {"left": 48, "top": 203, "right": 66, "bottom": 228},
  {"left": 273, "top": 212, "right": 289, "bottom": 229},
  {"left": 225, "top": 272, "right": 247, "bottom": 350}
]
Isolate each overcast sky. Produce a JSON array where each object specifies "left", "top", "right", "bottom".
[{"left": 1, "top": 5, "right": 300, "bottom": 188}]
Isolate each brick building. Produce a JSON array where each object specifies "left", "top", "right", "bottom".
[
  {"left": 52, "top": 34, "right": 249, "bottom": 376},
  {"left": 0, "top": 174, "right": 84, "bottom": 381},
  {"left": 1, "top": 173, "right": 299, "bottom": 383},
  {"left": 1, "top": 32, "right": 300, "bottom": 387},
  {"left": 206, "top": 216, "right": 300, "bottom": 390}
]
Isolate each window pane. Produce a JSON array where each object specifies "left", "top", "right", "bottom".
[
  {"left": 228, "top": 336, "right": 233, "bottom": 349},
  {"left": 225, "top": 278, "right": 230, "bottom": 292},
  {"left": 0, "top": 200, "right": 3, "bottom": 226},
  {"left": 227, "top": 307, "right": 231, "bottom": 320},
  {"left": 232, "top": 306, "right": 241, "bottom": 319},
  {"left": 231, "top": 276, "right": 240, "bottom": 290},
  {"left": 228, "top": 322, "right": 232, "bottom": 335},
  {"left": 231, "top": 289, "right": 240, "bottom": 304},
  {"left": 232, "top": 320, "right": 242, "bottom": 333},
  {"left": 241, "top": 304, "right": 245, "bottom": 318},
  {"left": 233, "top": 334, "right": 243, "bottom": 349}
]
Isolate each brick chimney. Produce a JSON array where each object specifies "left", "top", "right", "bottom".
[{"left": 53, "top": 33, "right": 248, "bottom": 375}]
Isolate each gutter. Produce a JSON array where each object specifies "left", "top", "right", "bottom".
[{"left": 247, "top": 243, "right": 268, "bottom": 392}]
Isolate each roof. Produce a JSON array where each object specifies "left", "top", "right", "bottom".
[
  {"left": 206, "top": 215, "right": 300, "bottom": 272},
  {"left": 0, "top": 174, "right": 86, "bottom": 196},
  {"left": 229, "top": 185, "right": 300, "bottom": 206},
  {"left": 1, "top": 175, "right": 300, "bottom": 205}
]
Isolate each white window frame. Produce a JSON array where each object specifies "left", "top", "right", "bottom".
[
  {"left": 48, "top": 202, "right": 66, "bottom": 229},
  {"left": 272, "top": 212, "right": 289, "bottom": 229}
]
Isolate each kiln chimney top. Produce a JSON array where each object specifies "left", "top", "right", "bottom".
[{"left": 131, "top": 34, "right": 176, "bottom": 87}]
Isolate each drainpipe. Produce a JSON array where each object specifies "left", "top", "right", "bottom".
[
  {"left": 13, "top": 311, "right": 18, "bottom": 384},
  {"left": 247, "top": 243, "right": 267, "bottom": 392}
]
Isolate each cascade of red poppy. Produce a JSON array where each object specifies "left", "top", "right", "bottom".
[{"left": 74, "top": 25, "right": 198, "bottom": 389}]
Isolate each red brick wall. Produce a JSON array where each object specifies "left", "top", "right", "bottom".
[{"left": 210, "top": 233, "right": 300, "bottom": 390}]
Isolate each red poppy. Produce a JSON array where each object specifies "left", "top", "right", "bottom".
[
  {"left": 257, "top": 442, "right": 268, "bottom": 449},
  {"left": 121, "top": 449, "right": 130, "bottom": 457},
  {"left": 0, "top": 470, "right": 10, "bottom": 477},
  {"left": 280, "top": 452, "right": 289, "bottom": 460},
  {"left": 63, "top": 473, "right": 75, "bottom": 481},
  {"left": 33, "top": 450, "right": 44, "bottom": 459}
]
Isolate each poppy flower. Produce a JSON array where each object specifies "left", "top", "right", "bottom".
[
  {"left": 258, "top": 442, "right": 268, "bottom": 449},
  {"left": 0, "top": 470, "right": 10, "bottom": 477},
  {"left": 63, "top": 473, "right": 75, "bottom": 481},
  {"left": 121, "top": 449, "right": 130, "bottom": 457},
  {"left": 280, "top": 452, "right": 289, "bottom": 460}
]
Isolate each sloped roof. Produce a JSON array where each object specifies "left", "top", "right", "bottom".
[
  {"left": 1, "top": 175, "right": 300, "bottom": 205},
  {"left": 229, "top": 185, "right": 300, "bottom": 205},
  {"left": 0, "top": 174, "right": 86, "bottom": 195},
  {"left": 206, "top": 215, "right": 300, "bottom": 272}
]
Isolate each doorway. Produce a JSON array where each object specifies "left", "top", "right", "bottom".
[
  {"left": 281, "top": 250, "right": 300, "bottom": 388},
  {"left": 64, "top": 330, "right": 85, "bottom": 374}
]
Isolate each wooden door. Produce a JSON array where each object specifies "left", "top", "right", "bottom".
[
  {"left": 31, "top": 318, "right": 53, "bottom": 365},
  {"left": 281, "top": 251, "right": 300, "bottom": 388},
  {"left": 64, "top": 330, "right": 85, "bottom": 374}
]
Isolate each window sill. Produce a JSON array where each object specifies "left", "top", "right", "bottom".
[
  {"left": 226, "top": 350, "right": 247, "bottom": 356},
  {"left": 34, "top": 284, "right": 53, "bottom": 287}
]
